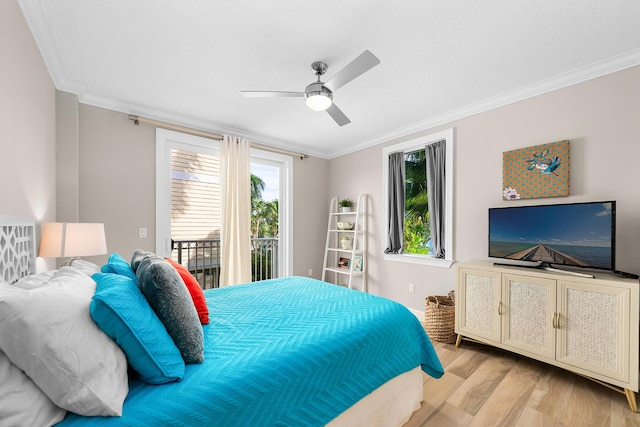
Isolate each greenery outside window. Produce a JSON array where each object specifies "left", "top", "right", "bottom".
[{"left": 404, "top": 149, "right": 430, "bottom": 254}]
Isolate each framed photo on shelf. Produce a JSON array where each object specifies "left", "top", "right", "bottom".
[
  {"left": 338, "top": 257, "right": 350, "bottom": 269},
  {"left": 352, "top": 255, "right": 363, "bottom": 272}
]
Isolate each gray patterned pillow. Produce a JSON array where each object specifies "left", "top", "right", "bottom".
[{"left": 134, "top": 251, "right": 204, "bottom": 364}]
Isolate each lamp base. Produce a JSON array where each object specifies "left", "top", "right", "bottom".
[{"left": 62, "top": 257, "right": 82, "bottom": 267}]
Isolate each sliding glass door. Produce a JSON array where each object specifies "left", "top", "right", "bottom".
[{"left": 156, "top": 129, "right": 292, "bottom": 287}]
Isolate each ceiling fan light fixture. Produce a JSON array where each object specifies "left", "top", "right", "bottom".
[
  {"left": 241, "top": 51, "right": 380, "bottom": 125},
  {"left": 305, "top": 91, "right": 332, "bottom": 111}
]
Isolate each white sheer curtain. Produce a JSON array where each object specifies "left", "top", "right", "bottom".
[{"left": 220, "top": 136, "right": 252, "bottom": 286}]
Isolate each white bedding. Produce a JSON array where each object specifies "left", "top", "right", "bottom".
[
  {"left": 328, "top": 366, "right": 424, "bottom": 427},
  {"left": 0, "top": 267, "right": 128, "bottom": 418},
  {"left": 0, "top": 350, "right": 66, "bottom": 427}
]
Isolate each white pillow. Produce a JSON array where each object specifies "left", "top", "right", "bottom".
[
  {"left": 0, "top": 282, "right": 24, "bottom": 294},
  {"left": 71, "top": 259, "right": 101, "bottom": 277},
  {"left": 0, "top": 350, "right": 66, "bottom": 427},
  {"left": 0, "top": 267, "right": 128, "bottom": 416},
  {"left": 11, "top": 270, "right": 56, "bottom": 289}
]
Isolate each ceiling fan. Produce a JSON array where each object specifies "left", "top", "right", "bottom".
[{"left": 241, "top": 50, "right": 380, "bottom": 126}]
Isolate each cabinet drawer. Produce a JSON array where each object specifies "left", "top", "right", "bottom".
[
  {"left": 556, "top": 280, "right": 630, "bottom": 382},
  {"left": 502, "top": 274, "right": 556, "bottom": 360},
  {"left": 456, "top": 268, "right": 501, "bottom": 343}
]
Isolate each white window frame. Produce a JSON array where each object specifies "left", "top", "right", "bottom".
[
  {"left": 381, "top": 128, "right": 454, "bottom": 268},
  {"left": 156, "top": 128, "right": 293, "bottom": 277}
]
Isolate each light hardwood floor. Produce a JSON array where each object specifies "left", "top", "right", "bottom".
[{"left": 404, "top": 339, "right": 640, "bottom": 426}]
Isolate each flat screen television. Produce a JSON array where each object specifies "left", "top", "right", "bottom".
[{"left": 488, "top": 200, "right": 616, "bottom": 272}]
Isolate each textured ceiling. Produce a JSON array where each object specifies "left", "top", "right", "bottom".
[{"left": 19, "top": 0, "right": 640, "bottom": 158}]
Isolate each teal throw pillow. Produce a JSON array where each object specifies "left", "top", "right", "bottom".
[
  {"left": 90, "top": 273, "right": 185, "bottom": 384},
  {"left": 101, "top": 253, "right": 137, "bottom": 281}
]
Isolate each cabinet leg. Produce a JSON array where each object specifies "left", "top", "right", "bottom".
[
  {"left": 455, "top": 334, "right": 462, "bottom": 348},
  {"left": 625, "top": 389, "right": 638, "bottom": 412}
]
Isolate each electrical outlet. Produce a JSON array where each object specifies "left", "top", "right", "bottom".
[
  {"left": 409, "top": 283, "right": 415, "bottom": 293},
  {"left": 308, "top": 268, "right": 313, "bottom": 276},
  {"left": 139, "top": 227, "right": 147, "bottom": 238}
]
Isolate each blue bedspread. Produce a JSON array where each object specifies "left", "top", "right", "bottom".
[{"left": 58, "top": 277, "right": 443, "bottom": 426}]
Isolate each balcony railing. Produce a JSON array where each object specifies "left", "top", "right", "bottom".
[{"left": 172, "top": 238, "right": 279, "bottom": 289}]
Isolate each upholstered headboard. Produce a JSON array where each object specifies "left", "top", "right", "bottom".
[{"left": 0, "top": 215, "right": 36, "bottom": 284}]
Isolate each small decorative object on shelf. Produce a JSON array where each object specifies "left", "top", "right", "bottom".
[
  {"left": 352, "top": 255, "right": 363, "bottom": 272},
  {"left": 338, "top": 198, "right": 353, "bottom": 213},
  {"left": 338, "top": 257, "right": 350, "bottom": 269},
  {"left": 340, "top": 236, "right": 352, "bottom": 250},
  {"left": 337, "top": 221, "right": 353, "bottom": 230}
]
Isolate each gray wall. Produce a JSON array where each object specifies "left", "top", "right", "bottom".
[
  {"left": 56, "top": 90, "right": 80, "bottom": 223},
  {"left": 328, "top": 66, "right": 640, "bottom": 310},
  {"left": 73, "top": 104, "right": 329, "bottom": 277},
  {"left": 0, "top": 0, "right": 56, "bottom": 271}
]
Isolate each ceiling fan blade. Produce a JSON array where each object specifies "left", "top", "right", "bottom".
[
  {"left": 241, "top": 91, "right": 304, "bottom": 98},
  {"left": 324, "top": 50, "right": 380, "bottom": 92},
  {"left": 326, "top": 103, "right": 351, "bottom": 126}
]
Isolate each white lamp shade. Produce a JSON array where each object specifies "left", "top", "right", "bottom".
[
  {"left": 39, "top": 223, "right": 107, "bottom": 258},
  {"left": 305, "top": 93, "right": 332, "bottom": 111}
]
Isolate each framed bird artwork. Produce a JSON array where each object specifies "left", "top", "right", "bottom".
[{"left": 502, "top": 140, "right": 570, "bottom": 200}]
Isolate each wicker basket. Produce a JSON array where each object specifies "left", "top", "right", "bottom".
[{"left": 424, "top": 295, "right": 456, "bottom": 344}]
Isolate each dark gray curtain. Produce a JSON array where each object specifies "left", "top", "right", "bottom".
[
  {"left": 426, "top": 140, "right": 446, "bottom": 258},
  {"left": 384, "top": 152, "right": 405, "bottom": 254}
]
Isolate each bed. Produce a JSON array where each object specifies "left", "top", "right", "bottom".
[{"left": 0, "top": 216, "right": 444, "bottom": 426}]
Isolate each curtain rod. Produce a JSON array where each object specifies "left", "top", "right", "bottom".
[{"left": 128, "top": 115, "right": 309, "bottom": 159}]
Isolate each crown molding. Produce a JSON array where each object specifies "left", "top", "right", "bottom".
[
  {"left": 328, "top": 48, "right": 640, "bottom": 159},
  {"left": 79, "top": 93, "right": 327, "bottom": 159},
  {"left": 80, "top": 46, "right": 640, "bottom": 161}
]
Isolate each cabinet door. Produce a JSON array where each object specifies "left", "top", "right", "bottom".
[
  {"left": 456, "top": 268, "right": 502, "bottom": 343},
  {"left": 556, "top": 280, "right": 630, "bottom": 383},
  {"left": 502, "top": 274, "right": 556, "bottom": 361}
]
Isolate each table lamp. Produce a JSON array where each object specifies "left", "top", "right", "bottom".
[{"left": 39, "top": 222, "right": 107, "bottom": 265}]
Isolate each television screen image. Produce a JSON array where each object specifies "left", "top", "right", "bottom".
[{"left": 488, "top": 201, "right": 615, "bottom": 271}]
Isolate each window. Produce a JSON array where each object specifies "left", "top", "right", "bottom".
[
  {"left": 382, "top": 128, "right": 454, "bottom": 267},
  {"left": 156, "top": 129, "right": 293, "bottom": 281}
]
